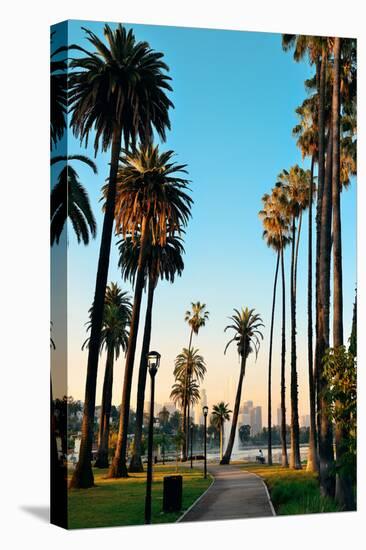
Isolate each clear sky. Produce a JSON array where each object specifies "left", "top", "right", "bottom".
[{"left": 51, "top": 20, "right": 356, "bottom": 424}]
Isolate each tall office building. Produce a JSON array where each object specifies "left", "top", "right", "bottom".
[
  {"left": 250, "top": 406, "right": 262, "bottom": 435},
  {"left": 277, "top": 406, "right": 282, "bottom": 427}
]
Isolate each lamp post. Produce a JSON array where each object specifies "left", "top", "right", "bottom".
[
  {"left": 203, "top": 406, "right": 208, "bottom": 479},
  {"left": 144, "top": 350, "right": 161, "bottom": 525},
  {"left": 190, "top": 422, "right": 194, "bottom": 468}
]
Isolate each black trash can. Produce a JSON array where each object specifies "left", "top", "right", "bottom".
[{"left": 163, "top": 475, "right": 183, "bottom": 512}]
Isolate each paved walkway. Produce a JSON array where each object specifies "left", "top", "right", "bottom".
[{"left": 180, "top": 464, "right": 275, "bottom": 523}]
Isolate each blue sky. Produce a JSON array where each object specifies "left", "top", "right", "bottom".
[{"left": 51, "top": 20, "right": 356, "bottom": 422}]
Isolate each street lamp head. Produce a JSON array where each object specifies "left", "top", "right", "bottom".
[
  {"left": 147, "top": 350, "right": 161, "bottom": 375},
  {"left": 203, "top": 405, "right": 208, "bottom": 417}
]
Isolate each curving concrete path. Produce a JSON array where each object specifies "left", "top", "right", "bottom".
[{"left": 179, "top": 464, "right": 275, "bottom": 523}]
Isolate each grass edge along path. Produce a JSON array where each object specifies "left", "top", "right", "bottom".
[
  {"left": 239, "top": 463, "right": 341, "bottom": 516},
  {"left": 68, "top": 464, "right": 212, "bottom": 529}
]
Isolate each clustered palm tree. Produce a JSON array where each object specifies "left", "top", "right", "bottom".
[{"left": 254, "top": 34, "right": 357, "bottom": 510}]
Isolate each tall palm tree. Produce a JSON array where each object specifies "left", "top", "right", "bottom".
[
  {"left": 109, "top": 144, "right": 192, "bottom": 478},
  {"left": 173, "top": 348, "right": 207, "bottom": 384},
  {"left": 221, "top": 308, "right": 264, "bottom": 465},
  {"left": 183, "top": 302, "right": 209, "bottom": 459},
  {"left": 51, "top": 155, "right": 97, "bottom": 245},
  {"left": 259, "top": 193, "right": 290, "bottom": 466},
  {"left": 82, "top": 283, "right": 132, "bottom": 468},
  {"left": 211, "top": 402, "right": 232, "bottom": 462},
  {"left": 277, "top": 166, "right": 310, "bottom": 469},
  {"left": 293, "top": 95, "right": 319, "bottom": 472},
  {"left": 120, "top": 234, "right": 185, "bottom": 472},
  {"left": 69, "top": 24, "right": 173, "bottom": 488}
]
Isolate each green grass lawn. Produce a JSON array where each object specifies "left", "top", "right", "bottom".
[
  {"left": 68, "top": 464, "right": 211, "bottom": 529},
  {"left": 240, "top": 464, "right": 341, "bottom": 516}
]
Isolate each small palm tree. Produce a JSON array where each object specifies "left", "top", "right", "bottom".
[
  {"left": 51, "top": 155, "right": 97, "bottom": 245},
  {"left": 170, "top": 377, "right": 200, "bottom": 411},
  {"left": 174, "top": 346, "right": 207, "bottom": 461},
  {"left": 69, "top": 24, "right": 173, "bottom": 488},
  {"left": 185, "top": 302, "right": 210, "bottom": 351},
  {"left": 183, "top": 302, "right": 209, "bottom": 458},
  {"left": 109, "top": 144, "right": 192, "bottom": 478},
  {"left": 83, "top": 283, "right": 132, "bottom": 468},
  {"left": 211, "top": 402, "right": 232, "bottom": 461},
  {"left": 221, "top": 308, "right": 264, "bottom": 465}
]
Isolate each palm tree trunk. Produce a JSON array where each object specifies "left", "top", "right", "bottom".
[
  {"left": 70, "top": 127, "right": 122, "bottom": 488},
  {"left": 290, "top": 217, "right": 301, "bottom": 469},
  {"left": 181, "top": 396, "right": 187, "bottom": 461},
  {"left": 307, "top": 154, "right": 318, "bottom": 473},
  {"left": 331, "top": 37, "right": 354, "bottom": 510},
  {"left": 185, "top": 329, "right": 194, "bottom": 460},
  {"left": 280, "top": 246, "right": 289, "bottom": 467},
  {"left": 318, "top": 124, "right": 335, "bottom": 498},
  {"left": 268, "top": 251, "right": 280, "bottom": 466},
  {"left": 220, "top": 423, "right": 223, "bottom": 462},
  {"left": 95, "top": 347, "right": 114, "bottom": 468},
  {"left": 315, "top": 48, "right": 327, "bottom": 452},
  {"left": 221, "top": 354, "right": 246, "bottom": 464},
  {"left": 129, "top": 276, "right": 156, "bottom": 472},
  {"left": 109, "top": 218, "right": 151, "bottom": 478}
]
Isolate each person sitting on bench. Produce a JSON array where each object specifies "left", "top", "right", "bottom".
[{"left": 256, "top": 449, "right": 265, "bottom": 464}]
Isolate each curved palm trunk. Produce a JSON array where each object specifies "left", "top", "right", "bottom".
[
  {"left": 306, "top": 154, "right": 318, "bottom": 473},
  {"left": 129, "top": 276, "right": 156, "bottom": 472},
  {"left": 280, "top": 247, "right": 289, "bottom": 467},
  {"left": 332, "top": 38, "right": 354, "bottom": 510},
  {"left": 267, "top": 251, "right": 280, "bottom": 466},
  {"left": 318, "top": 124, "right": 335, "bottom": 498},
  {"left": 95, "top": 347, "right": 114, "bottom": 468},
  {"left": 109, "top": 219, "right": 151, "bottom": 478},
  {"left": 221, "top": 354, "right": 246, "bottom": 465},
  {"left": 70, "top": 128, "right": 122, "bottom": 488}
]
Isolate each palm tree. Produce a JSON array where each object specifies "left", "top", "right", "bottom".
[
  {"left": 69, "top": 24, "right": 173, "bottom": 488},
  {"left": 50, "top": 32, "right": 67, "bottom": 149},
  {"left": 174, "top": 345, "right": 207, "bottom": 460},
  {"left": 259, "top": 193, "right": 290, "bottom": 466},
  {"left": 293, "top": 96, "right": 319, "bottom": 472},
  {"left": 109, "top": 144, "right": 192, "bottom": 478},
  {"left": 183, "top": 302, "right": 209, "bottom": 459},
  {"left": 121, "top": 234, "right": 185, "bottom": 472},
  {"left": 170, "top": 377, "right": 200, "bottom": 413},
  {"left": 51, "top": 155, "right": 97, "bottom": 245},
  {"left": 211, "top": 402, "right": 232, "bottom": 461},
  {"left": 82, "top": 283, "right": 132, "bottom": 468},
  {"left": 277, "top": 166, "right": 311, "bottom": 469},
  {"left": 221, "top": 308, "right": 264, "bottom": 465}
]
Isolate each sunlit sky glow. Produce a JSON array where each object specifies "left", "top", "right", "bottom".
[{"left": 51, "top": 20, "right": 356, "bottom": 424}]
